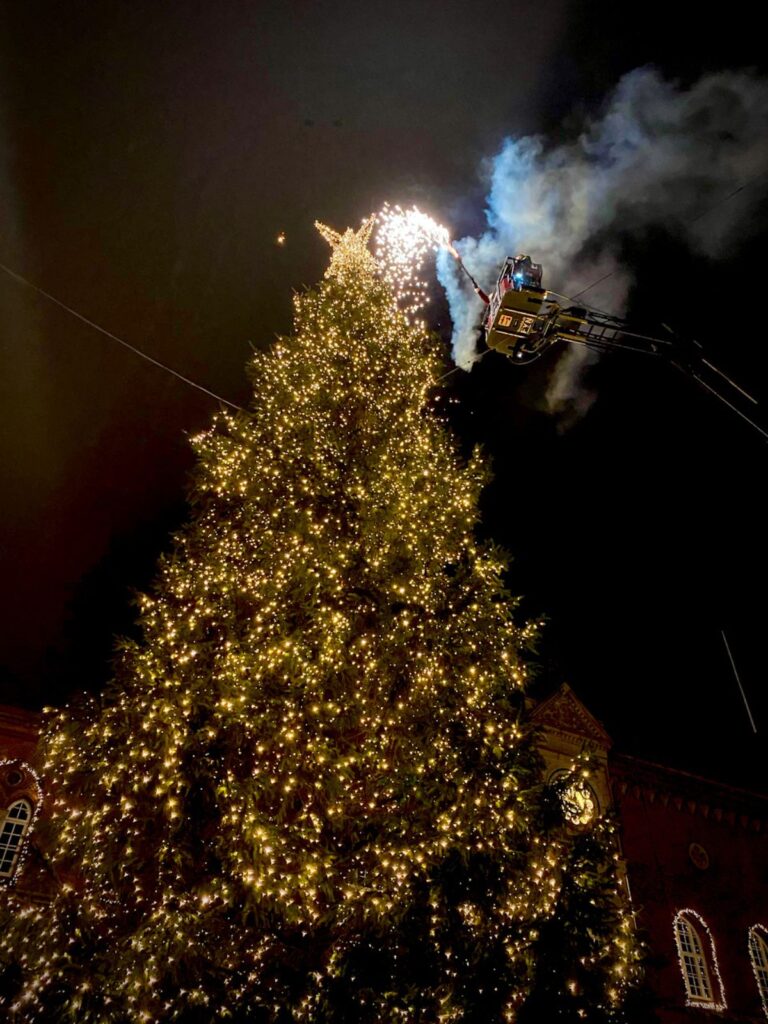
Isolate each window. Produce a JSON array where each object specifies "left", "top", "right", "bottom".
[
  {"left": 673, "top": 910, "right": 726, "bottom": 1010},
  {"left": 749, "top": 925, "right": 768, "bottom": 1017},
  {"left": 0, "top": 799, "right": 33, "bottom": 878}
]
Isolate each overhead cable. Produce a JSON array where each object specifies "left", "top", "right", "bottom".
[{"left": 0, "top": 260, "right": 246, "bottom": 413}]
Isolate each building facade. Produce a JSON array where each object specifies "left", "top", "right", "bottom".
[
  {"left": 533, "top": 684, "right": 768, "bottom": 1023},
  {"left": 612, "top": 753, "right": 768, "bottom": 1023},
  {"left": 0, "top": 704, "right": 43, "bottom": 894}
]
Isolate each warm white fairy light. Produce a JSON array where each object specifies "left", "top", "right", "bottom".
[
  {"left": 673, "top": 908, "right": 727, "bottom": 1011},
  {"left": 374, "top": 203, "right": 455, "bottom": 321},
  {"left": 748, "top": 924, "right": 768, "bottom": 1018},
  {"left": 0, "top": 221, "right": 640, "bottom": 1022}
]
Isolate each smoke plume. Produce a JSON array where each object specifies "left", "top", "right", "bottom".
[{"left": 437, "top": 67, "right": 768, "bottom": 419}]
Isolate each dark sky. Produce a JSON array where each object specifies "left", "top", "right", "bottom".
[{"left": 1, "top": 1, "right": 766, "bottom": 788}]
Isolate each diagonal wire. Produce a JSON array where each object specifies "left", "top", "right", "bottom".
[
  {"left": 721, "top": 630, "right": 758, "bottom": 733},
  {"left": 0, "top": 259, "right": 246, "bottom": 413}
]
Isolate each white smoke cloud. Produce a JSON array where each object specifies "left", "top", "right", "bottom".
[{"left": 438, "top": 67, "right": 768, "bottom": 420}]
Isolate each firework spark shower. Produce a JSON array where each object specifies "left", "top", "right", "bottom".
[{"left": 374, "top": 204, "right": 455, "bottom": 321}]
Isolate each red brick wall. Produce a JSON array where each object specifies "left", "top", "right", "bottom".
[
  {"left": 612, "top": 755, "right": 768, "bottom": 1023},
  {"left": 0, "top": 704, "right": 40, "bottom": 762}
]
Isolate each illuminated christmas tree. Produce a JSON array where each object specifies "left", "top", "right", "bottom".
[
  {"left": 0, "top": 219, "right": 641, "bottom": 1022},
  {"left": 517, "top": 769, "right": 646, "bottom": 1024}
]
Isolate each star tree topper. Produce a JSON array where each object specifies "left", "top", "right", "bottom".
[{"left": 315, "top": 215, "right": 378, "bottom": 281}]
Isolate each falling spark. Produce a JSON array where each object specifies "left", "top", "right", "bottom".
[{"left": 374, "top": 204, "right": 456, "bottom": 320}]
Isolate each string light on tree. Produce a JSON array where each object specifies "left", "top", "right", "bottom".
[{"left": 0, "top": 220, "right": 641, "bottom": 1022}]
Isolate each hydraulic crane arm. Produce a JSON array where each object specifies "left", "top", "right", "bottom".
[
  {"left": 476, "top": 255, "right": 768, "bottom": 442},
  {"left": 551, "top": 307, "right": 767, "bottom": 440}
]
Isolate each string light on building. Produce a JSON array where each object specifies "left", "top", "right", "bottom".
[
  {"left": 748, "top": 924, "right": 768, "bottom": 1018},
  {"left": 673, "top": 908, "right": 727, "bottom": 1012}
]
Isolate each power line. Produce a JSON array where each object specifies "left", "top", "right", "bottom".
[
  {"left": 0, "top": 260, "right": 246, "bottom": 413},
  {"left": 721, "top": 630, "right": 758, "bottom": 734}
]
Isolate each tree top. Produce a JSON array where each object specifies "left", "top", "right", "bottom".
[{"left": 315, "top": 215, "right": 378, "bottom": 281}]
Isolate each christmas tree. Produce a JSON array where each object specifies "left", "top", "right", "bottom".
[
  {"left": 517, "top": 767, "right": 645, "bottom": 1024},
  {"left": 0, "top": 219, "right": 641, "bottom": 1021}
]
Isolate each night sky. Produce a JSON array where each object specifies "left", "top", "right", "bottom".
[{"left": 1, "top": 1, "right": 766, "bottom": 789}]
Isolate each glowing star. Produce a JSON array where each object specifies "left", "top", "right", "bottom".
[
  {"left": 315, "top": 216, "right": 378, "bottom": 281},
  {"left": 276, "top": 232, "right": 286, "bottom": 246},
  {"left": 373, "top": 204, "right": 454, "bottom": 321}
]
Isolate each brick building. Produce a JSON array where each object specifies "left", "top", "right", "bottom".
[{"left": 533, "top": 685, "right": 768, "bottom": 1023}]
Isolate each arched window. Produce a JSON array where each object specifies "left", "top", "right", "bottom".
[
  {"left": 749, "top": 925, "right": 768, "bottom": 1017},
  {"left": 673, "top": 909, "right": 726, "bottom": 1010},
  {"left": 0, "top": 799, "right": 33, "bottom": 879}
]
